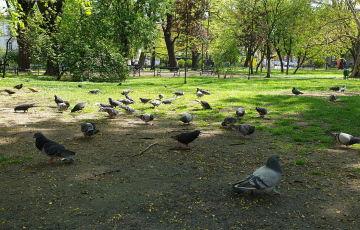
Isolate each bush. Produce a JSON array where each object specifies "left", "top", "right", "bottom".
[
  {"left": 178, "top": 59, "right": 185, "bottom": 68},
  {"left": 185, "top": 59, "right": 192, "bottom": 67},
  {"left": 312, "top": 58, "right": 326, "bottom": 68}
]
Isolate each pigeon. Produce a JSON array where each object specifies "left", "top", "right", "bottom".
[
  {"left": 158, "top": 94, "right": 164, "bottom": 100},
  {"left": 150, "top": 100, "right": 161, "bottom": 108},
  {"left": 89, "top": 89, "right": 101, "bottom": 94},
  {"left": 164, "top": 85, "right": 167, "bottom": 88},
  {"left": 121, "top": 89, "right": 133, "bottom": 95},
  {"left": 54, "top": 95, "right": 64, "bottom": 104},
  {"left": 117, "top": 99, "right": 134, "bottom": 105},
  {"left": 119, "top": 104, "right": 135, "bottom": 114},
  {"left": 195, "top": 99, "right": 212, "bottom": 109},
  {"left": 25, "top": 79, "right": 30, "bottom": 82},
  {"left": 57, "top": 102, "right": 69, "bottom": 112},
  {"left": 140, "top": 97, "right": 152, "bottom": 104},
  {"left": 117, "top": 83, "right": 122, "bottom": 86},
  {"left": 196, "top": 91, "right": 203, "bottom": 98},
  {"left": 100, "top": 107, "right": 119, "bottom": 118},
  {"left": 28, "top": 87, "right": 39, "bottom": 92},
  {"left": 326, "top": 131, "right": 360, "bottom": 148},
  {"left": 221, "top": 116, "right": 240, "bottom": 128},
  {"left": 78, "top": 85, "right": 83, "bottom": 88},
  {"left": 171, "top": 91, "right": 184, "bottom": 97},
  {"left": 71, "top": 102, "right": 89, "bottom": 112},
  {"left": 14, "top": 103, "right": 35, "bottom": 112},
  {"left": 172, "top": 130, "right": 201, "bottom": 149},
  {"left": 4, "top": 89, "right": 15, "bottom": 95},
  {"left": 292, "top": 87, "right": 303, "bottom": 96},
  {"left": 14, "top": 84, "right": 23, "bottom": 90},
  {"left": 255, "top": 107, "right": 267, "bottom": 117},
  {"left": 339, "top": 85, "right": 345, "bottom": 92},
  {"left": 233, "top": 154, "right": 282, "bottom": 195},
  {"left": 179, "top": 114, "right": 196, "bottom": 124},
  {"left": 135, "top": 114, "right": 154, "bottom": 125},
  {"left": 236, "top": 107, "right": 245, "bottom": 117},
  {"left": 81, "top": 123, "right": 100, "bottom": 138},
  {"left": 109, "top": 97, "right": 122, "bottom": 107},
  {"left": 33, "top": 133, "right": 75, "bottom": 164},
  {"left": 329, "top": 86, "right": 339, "bottom": 91},
  {"left": 197, "top": 88, "right": 210, "bottom": 95},
  {"left": 231, "top": 124, "right": 255, "bottom": 139},
  {"left": 162, "top": 97, "right": 176, "bottom": 104},
  {"left": 125, "top": 94, "right": 134, "bottom": 102},
  {"left": 95, "top": 103, "right": 113, "bottom": 108},
  {"left": 329, "top": 95, "right": 338, "bottom": 102}
]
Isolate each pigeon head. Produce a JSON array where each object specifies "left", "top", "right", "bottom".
[
  {"left": 33, "top": 133, "right": 45, "bottom": 139},
  {"left": 266, "top": 154, "right": 282, "bottom": 173}
]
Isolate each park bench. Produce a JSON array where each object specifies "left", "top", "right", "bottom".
[
  {"left": 200, "top": 66, "right": 214, "bottom": 76},
  {"left": 157, "top": 66, "right": 180, "bottom": 76},
  {"left": 129, "top": 64, "right": 141, "bottom": 77}
]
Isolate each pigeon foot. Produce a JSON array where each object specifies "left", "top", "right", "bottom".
[
  {"left": 47, "top": 157, "right": 54, "bottom": 164},
  {"left": 274, "top": 192, "right": 283, "bottom": 196}
]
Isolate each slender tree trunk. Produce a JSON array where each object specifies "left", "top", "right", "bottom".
[
  {"left": 350, "top": 41, "right": 360, "bottom": 78},
  {"left": 266, "top": 45, "right": 271, "bottom": 78},
  {"left": 162, "top": 14, "right": 178, "bottom": 68},
  {"left": 2, "top": 36, "right": 13, "bottom": 78}
]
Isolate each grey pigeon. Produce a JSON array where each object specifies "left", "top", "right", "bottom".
[
  {"left": 125, "top": 94, "right": 134, "bottom": 102},
  {"left": 171, "top": 91, "right": 184, "bottom": 97},
  {"left": 231, "top": 124, "right": 255, "bottom": 139},
  {"left": 162, "top": 97, "right": 176, "bottom": 104},
  {"left": 33, "top": 133, "right": 75, "bottom": 164},
  {"left": 14, "top": 103, "right": 35, "bottom": 112},
  {"left": 221, "top": 116, "right": 239, "bottom": 128},
  {"left": 236, "top": 107, "right": 245, "bottom": 117},
  {"left": 81, "top": 123, "right": 100, "bottom": 138},
  {"left": 14, "top": 84, "right": 23, "bottom": 90},
  {"left": 89, "top": 89, "right": 101, "bottom": 94},
  {"left": 109, "top": 97, "right": 122, "bottom": 107},
  {"left": 140, "top": 97, "right": 152, "bottom": 104},
  {"left": 339, "top": 85, "right": 345, "bottom": 92},
  {"left": 158, "top": 94, "right": 164, "bottom": 100},
  {"left": 54, "top": 95, "right": 64, "bottom": 104},
  {"left": 100, "top": 107, "right": 119, "bottom": 118},
  {"left": 329, "top": 95, "right": 338, "bottom": 102},
  {"left": 4, "top": 89, "right": 15, "bottom": 95},
  {"left": 117, "top": 83, "right": 122, "bottom": 86},
  {"left": 195, "top": 99, "right": 212, "bottom": 109},
  {"left": 121, "top": 89, "right": 133, "bottom": 95},
  {"left": 57, "top": 102, "right": 69, "bottom": 112},
  {"left": 255, "top": 107, "right": 267, "bottom": 117},
  {"left": 196, "top": 91, "right": 203, "bottom": 98},
  {"left": 150, "top": 100, "right": 161, "bottom": 108},
  {"left": 119, "top": 104, "right": 135, "bottom": 114},
  {"left": 172, "top": 130, "right": 201, "bottom": 149},
  {"left": 329, "top": 86, "right": 339, "bottom": 91},
  {"left": 233, "top": 154, "right": 282, "bottom": 195},
  {"left": 78, "top": 85, "right": 83, "bottom": 88},
  {"left": 95, "top": 103, "right": 113, "bottom": 108},
  {"left": 118, "top": 98, "right": 134, "bottom": 105},
  {"left": 164, "top": 85, "right": 167, "bottom": 88},
  {"left": 135, "top": 114, "right": 154, "bottom": 125},
  {"left": 71, "top": 102, "right": 89, "bottom": 112},
  {"left": 292, "top": 87, "right": 304, "bottom": 96},
  {"left": 197, "top": 88, "right": 210, "bottom": 95},
  {"left": 327, "top": 131, "right": 360, "bottom": 148},
  {"left": 179, "top": 114, "right": 196, "bottom": 124}
]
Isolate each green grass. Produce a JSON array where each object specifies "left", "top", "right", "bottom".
[
  {"left": 311, "top": 170, "right": 324, "bottom": 175},
  {"left": 1, "top": 71, "right": 360, "bottom": 149}
]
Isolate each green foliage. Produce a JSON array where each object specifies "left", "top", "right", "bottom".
[
  {"left": 178, "top": 59, "right": 185, "bottom": 68},
  {"left": 295, "top": 159, "right": 306, "bottom": 165},
  {"left": 185, "top": 59, "right": 192, "bottom": 68},
  {"left": 312, "top": 58, "right": 326, "bottom": 68},
  {"left": 311, "top": 170, "right": 323, "bottom": 175}
]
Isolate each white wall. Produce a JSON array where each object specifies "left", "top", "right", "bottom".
[{"left": 0, "top": 21, "right": 18, "bottom": 51}]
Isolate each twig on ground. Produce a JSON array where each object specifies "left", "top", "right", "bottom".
[{"left": 132, "top": 142, "right": 158, "bottom": 157}]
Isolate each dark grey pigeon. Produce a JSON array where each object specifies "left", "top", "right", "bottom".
[
  {"left": 54, "top": 95, "right": 65, "bottom": 104},
  {"left": 329, "top": 95, "right": 338, "bottom": 102},
  {"left": 171, "top": 91, "right": 184, "bottom": 97},
  {"left": 195, "top": 99, "right": 212, "bottom": 109},
  {"left": 14, "top": 103, "right": 35, "bottom": 112},
  {"left": 89, "top": 89, "right": 101, "bottom": 94},
  {"left": 95, "top": 103, "right": 113, "bottom": 108},
  {"left": 292, "top": 87, "right": 304, "bottom": 96},
  {"left": 162, "top": 97, "right": 176, "bottom": 104},
  {"left": 255, "top": 107, "right": 267, "bottom": 117},
  {"left": 117, "top": 98, "right": 134, "bottom": 105},
  {"left": 119, "top": 104, "right": 135, "bottom": 114},
  {"left": 179, "top": 114, "right": 196, "bottom": 124},
  {"left": 71, "top": 102, "right": 89, "bottom": 112},
  {"left": 233, "top": 154, "right": 282, "bottom": 195},
  {"left": 33, "top": 133, "right": 75, "bottom": 164},
  {"left": 125, "top": 94, "right": 134, "bottom": 102},
  {"left": 221, "top": 116, "right": 239, "bottom": 128},
  {"left": 100, "top": 107, "right": 119, "bottom": 118},
  {"left": 327, "top": 131, "right": 360, "bottom": 148},
  {"left": 109, "top": 97, "right": 122, "bottom": 107},
  {"left": 135, "top": 114, "right": 154, "bottom": 125},
  {"left": 81, "top": 123, "right": 100, "bottom": 138},
  {"left": 236, "top": 106, "right": 245, "bottom": 117},
  {"left": 150, "top": 100, "right": 161, "bottom": 108},
  {"left": 140, "top": 97, "right": 152, "bottom": 104},
  {"left": 172, "top": 130, "right": 201, "bottom": 149},
  {"left": 231, "top": 124, "right": 255, "bottom": 139},
  {"left": 339, "top": 85, "right": 346, "bottom": 92},
  {"left": 121, "top": 89, "right": 133, "bottom": 95},
  {"left": 117, "top": 83, "right": 122, "bottom": 86},
  {"left": 4, "top": 89, "right": 15, "bottom": 95},
  {"left": 14, "top": 84, "right": 23, "bottom": 90},
  {"left": 78, "top": 85, "right": 83, "bottom": 88},
  {"left": 329, "top": 86, "right": 339, "bottom": 91}
]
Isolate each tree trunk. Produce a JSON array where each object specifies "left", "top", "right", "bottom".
[
  {"left": 2, "top": 36, "right": 13, "bottom": 78},
  {"left": 191, "top": 51, "right": 200, "bottom": 69},
  {"left": 350, "top": 41, "right": 360, "bottom": 78},
  {"left": 266, "top": 45, "right": 271, "bottom": 78},
  {"left": 139, "top": 51, "right": 145, "bottom": 69},
  {"left": 275, "top": 49, "right": 284, "bottom": 73},
  {"left": 162, "top": 14, "right": 178, "bottom": 68}
]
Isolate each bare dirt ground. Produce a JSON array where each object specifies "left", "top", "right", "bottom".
[{"left": 1, "top": 82, "right": 360, "bottom": 229}]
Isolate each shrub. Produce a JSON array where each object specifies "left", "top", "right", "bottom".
[
  {"left": 178, "top": 59, "right": 185, "bottom": 68},
  {"left": 312, "top": 58, "right": 326, "bottom": 68},
  {"left": 185, "top": 59, "right": 192, "bottom": 67}
]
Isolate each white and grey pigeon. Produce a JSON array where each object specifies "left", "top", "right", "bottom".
[
  {"left": 95, "top": 103, "right": 113, "bottom": 108},
  {"left": 231, "top": 124, "right": 255, "bottom": 139},
  {"left": 140, "top": 97, "right": 152, "bottom": 104},
  {"left": 57, "top": 102, "right": 70, "bottom": 112},
  {"left": 158, "top": 94, "right": 164, "bottom": 100},
  {"left": 255, "top": 107, "right": 267, "bottom": 117},
  {"left": 329, "top": 95, "right": 338, "bottom": 102},
  {"left": 117, "top": 98, "right": 134, "bottom": 105},
  {"left": 179, "top": 114, "right": 196, "bottom": 124},
  {"left": 196, "top": 91, "right": 203, "bottom": 98},
  {"left": 233, "top": 154, "right": 282, "bottom": 195},
  {"left": 162, "top": 97, "right": 176, "bottom": 104},
  {"left": 195, "top": 99, "right": 212, "bottom": 109},
  {"left": 236, "top": 106, "right": 245, "bottom": 117},
  {"left": 171, "top": 91, "right": 184, "bottom": 97},
  {"left": 125, "top": 94, "right": 134, "bottom": 102},
  {"left": 135, "top": 114, "right": 154, "bottom": 125},
  {"left": 81, "top": 123, "right": 100, "bottom": 138},
  {"left": 121, "top": 89, "right": 133, "bottom": 95},
  {"left": 150, "top": 100, "right": 161, "bottom": 108},
  {"left": 339, "top": 85, "right": 346, "bottom": 92},
  {"left": 100, "top": 107, "right": 119, "bottom": 118},
  {"left": 292, "top": 87, "right": 304, "bottom": 96},
  {"left": 89, "top": 89, "right": 101, "bottom": 94},
  {"left": 109, "top": 97, "right": 122, "bottom": 107},
  {"left": 197, "top": 88, "right": 210, "bottom": 95},
  {"left": 33, "top": 133, "right": 75, "bottom": 164},
  {"left": 221, "top": 116, "right": 240, "bottom": 128},
  {"left": 326, "top": 131, "right": 360, "bottom": 148},
  {"left": 119, "top": 104, "right": 135, "bottom": 114}
]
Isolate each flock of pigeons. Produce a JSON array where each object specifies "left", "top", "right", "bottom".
[{"left": 2, "top": 81, "right": 358, "bottom": 196}]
